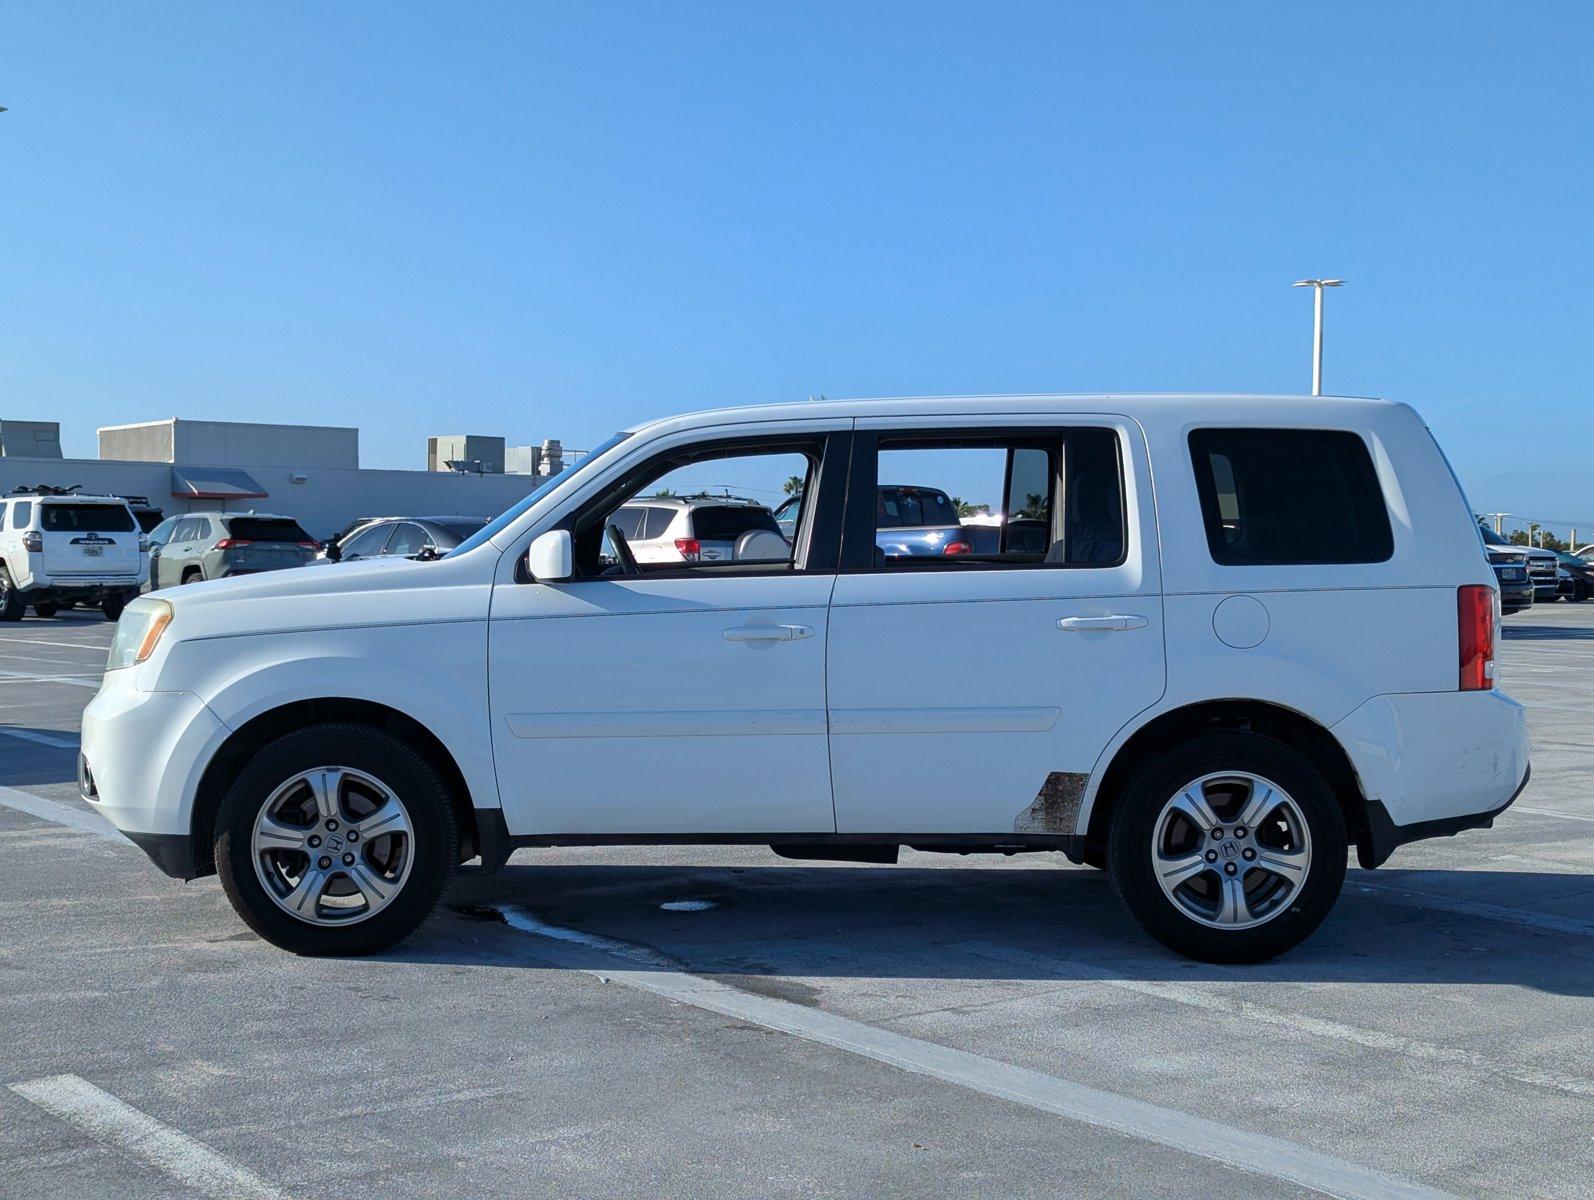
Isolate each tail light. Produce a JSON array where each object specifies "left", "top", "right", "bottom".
[
  {"left": 674, "top": 538, "right": 701, "bottom": 562},
  {"left": 1458, "top": 584, "right": 1496, "bottom": 691},
  {"left": 943, "top": 540, "right": 972, "bottom": 556},
  {"left": 138, "top": 536, "right": 150, "bottom": 553},
  {"left": 213, "top": 538, "right": 254, "bottom": 550},
  {"left": 296, "top": 541, "right": 319, "bottom": 550},
  {"left": 22, "top": 531, "right": 42, "bottom": 553}
]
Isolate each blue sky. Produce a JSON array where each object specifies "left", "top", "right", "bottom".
[{"left": 5, "top": 3, "right": 1592, "bottom": 528}]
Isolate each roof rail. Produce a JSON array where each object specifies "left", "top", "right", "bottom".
[{"left": 9, "top": 483, "right": 83, "bottom": 496}]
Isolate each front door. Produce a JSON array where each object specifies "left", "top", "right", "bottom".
[
  {"left": 826, "top": 417, "right": 1167, "bottom": 835},
  {"left": 487, "top": 426, "right": 850, "bottom": 836}
]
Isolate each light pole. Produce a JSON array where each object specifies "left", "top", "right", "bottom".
[{"left": 1292, "top": 278, "right": 1343, "bottom": 396}]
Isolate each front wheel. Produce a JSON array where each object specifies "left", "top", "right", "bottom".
[
  {"left": 215, "top": 723, "right": 458, "bottom": 955},
  {"left": 1107, "top": 732, "right": 1347, "bottom": 963},
  {"left": 33, "top": 601, "right": 59, "bottom": 619}
]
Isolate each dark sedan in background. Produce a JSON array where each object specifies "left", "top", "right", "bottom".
[{"left": 322, "top": 515, "right": 488, "bottom": 563}]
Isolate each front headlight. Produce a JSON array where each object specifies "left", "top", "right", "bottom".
[{"left": 106, "top": 599, "right": 173, "bottom": 671}]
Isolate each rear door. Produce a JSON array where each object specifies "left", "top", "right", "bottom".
[
  {"left": 39, "top": 502, "right": 141, "bottom": 580},
  {"left": 826, "top": 415, "right": 1166, "bottom": 835}
]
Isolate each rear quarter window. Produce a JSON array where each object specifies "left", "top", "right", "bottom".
[
  {"left": 1188, "top": 428, "right": 1393, "bottom": 566},
  {"left": 40, "top": 503, "right": 136, "bottom": 533}
]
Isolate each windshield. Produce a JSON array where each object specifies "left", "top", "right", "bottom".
[
  {"left": 450, "top": 432, "right": 631, "bottom": 556},
  {"left": 437, "top": 519, "right": 488, "bottom": 540}
]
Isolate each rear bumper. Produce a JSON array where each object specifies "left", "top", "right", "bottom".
[
  {"left": 21, "top": 580, "right": 142, "bottom": 602},
  {"left": 1332, "top": 688, "right": 1530, "bottom": 866}
]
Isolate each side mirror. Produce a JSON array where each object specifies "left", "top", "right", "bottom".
[
  {"left": 527, "top": 529, "right": 573, "bottom": 582},
  {"left": 324, "top": 541, "right": 342, "bottom": 562}
]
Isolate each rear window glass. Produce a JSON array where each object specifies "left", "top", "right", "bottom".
[
  {"left": 437, "top": 519, "right": 487, "bottom": 539},
  {"left": 1188, "top": 429, "right": 1393, "bottom": 565},
  {"left": 876, "top": 487, "right": 958, "bottom": 529},
  {"left": 41, "top": 503, "right": 135, "bottom": 533},
  {"left": 690, "top": 506, "right": 781, "bottom": 541},
  {"left": 228, "top": 518, "right": 310, "bottom": 543}
]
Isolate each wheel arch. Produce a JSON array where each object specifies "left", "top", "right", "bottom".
[
  {"left": 1081, "top": 699, "right": 1370, "bottom": 863},
  {"left": 189, "top": 698, "right": 481, "bottom": 877}
]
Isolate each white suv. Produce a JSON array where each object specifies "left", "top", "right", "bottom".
[
  {"left": 610, "top": 496, "right": 789, "bottom": 564},
  {"left": 0, "top": 490, "right": 149, "bottom": 621},
  {"left": 79, "top": 395, "right": 1529, "bottom": 962}
]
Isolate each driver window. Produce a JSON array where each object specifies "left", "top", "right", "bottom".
[{"left": 580, "top": 445, "right": 818, "bottom": 577}]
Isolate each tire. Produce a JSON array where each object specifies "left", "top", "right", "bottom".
[
  {"left": 1573, "top": 582, "right": 1590, "bottom": 604},
  {"left": 214, "top": 723, "right": 458, "bottom": 955},
  {"left": 181, "top": 569, "right": 203, "bottom": 585},
  {"left": 0, "top": 567, "right": 24, "bottom": 622},
  {"left": 1107, "top": 731, "right": 1347, "bottom": 963},
  {"left": 33, "top": 601, "right": 59, "bottom": 619},
  {"left": 101, "top": 593, "right": 127, "bottom": 622}
]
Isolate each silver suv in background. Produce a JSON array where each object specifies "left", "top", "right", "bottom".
[
  {"left": 147, "top": 512, "right": 317, "bottom": 588},
  {"left": 322, "top": 515, "right": 489, "bottom": 563}
]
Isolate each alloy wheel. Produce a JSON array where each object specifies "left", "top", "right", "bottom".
[
  {"left": 250, "top": 766, "right": 415, "bottom": 926},
  {"left": 1150, "top": 771, "right": 1312, "bottom": 930}
]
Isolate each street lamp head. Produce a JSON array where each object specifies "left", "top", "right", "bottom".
[{"left": 1292, "top": 278, "right": 1345, "bottom": 288}]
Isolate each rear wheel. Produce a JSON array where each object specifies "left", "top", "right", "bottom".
[
  {"left": 215, "top": 723, "right": 458, "bottom": 955},
  {"left": 0, "top": 568, "right": 24, "bottom": 621},
  {"left": 1107, "top": 732, "right": 1347, "bottom": 963},
  {"left": 1572, "top": 581, "right": 1590, "bottom": 603},
  {"left": 181, "top": 568, "right": 203, "bottom": 585},
  {"left": 101, "top": 593, "right": 127, "bottom": 622},
  {"left": 33, "top": 601, "right": 59, "bottom": 619}
]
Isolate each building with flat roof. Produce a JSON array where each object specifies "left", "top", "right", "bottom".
[{"left": 0, "top": 416, "right": 569, "bottom": 540}]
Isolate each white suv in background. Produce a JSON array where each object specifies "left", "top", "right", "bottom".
[
  {"left": 610, "top": 495, "right": 789, "bottom": 564},
  {"left": 79, "top": 394, "right": 1528, "bottom": 963},
  {"left": 0, "top": 489, "right": 149, "bottom": 621}
]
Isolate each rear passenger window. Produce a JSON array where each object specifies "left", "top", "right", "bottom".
[
  {"left": 609, "top": 508, "right": 647, "bottom": 540},
  {"left": 1188, "top": 429, "right": 1393, "bottom": 565},
  {"left": 866, "top": 429, "right": 1125, "bottom": 568},
  {"left": 641, "top": 507, "right": 676, "bottom": 539}
]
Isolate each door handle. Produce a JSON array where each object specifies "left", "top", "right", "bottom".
[
  {"left": 723, "top": 624, "right": 814, "bottom": 642},
  {"left": 1056, "top": 614, "right": 1148, "bottom": 632}
]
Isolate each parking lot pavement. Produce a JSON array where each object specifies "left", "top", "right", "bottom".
[{"left": 1, "top": 606, "right": 1590, "bottom": 1199}]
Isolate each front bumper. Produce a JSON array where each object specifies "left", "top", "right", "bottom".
[
  {"left": 1332, "top": 688, "right": 1530, "bottom": 867},
  {"left": 79, "top": 675, "right": 231, "bottom": 878}
]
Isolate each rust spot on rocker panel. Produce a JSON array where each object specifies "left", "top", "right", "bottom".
[{"left": 1013, "top": 771, "right": 1089, "bottom": 833}]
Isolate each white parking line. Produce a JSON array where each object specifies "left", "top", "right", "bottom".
[
  {"left": 1515, "top": 805, "right": 1594, "bottom": 824},
  {"left": 0, "top": 667, "right": 100, "bottom": 689},
  {"left": 1354, "top": 881, "right": 1594, "bottom": 938},
  {"left": 0, "top": 635, "right": 111, "bottom": 650},
  {"left": 0, "top": 785, "right": 122, "bottom": 841},
  {"left": 0, "top": 726, "right": 80, "bottom": 749},
  {"left": 498, "top": 907, "right": 1457, "bottom": 1200},
  {"left": 953, "top": 941, "right": 1594, "bottom": 1098},
  {"left": 9, "top": 1074, "right": 290, "bottom": 1200}
]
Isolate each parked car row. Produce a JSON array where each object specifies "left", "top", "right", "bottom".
[
  {"left": 0, "top": 485, "right": 493, "bottom": 618},
  {"left": 1477, "top": 523, "right": 1592, "bottom": 613}
]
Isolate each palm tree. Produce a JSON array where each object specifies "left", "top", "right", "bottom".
[
  {"left": 951, "top": 497, "right": 990, "bottom": 518},
  {"left": 782, "top": 475, "right": 804, "bottom": 497}
]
